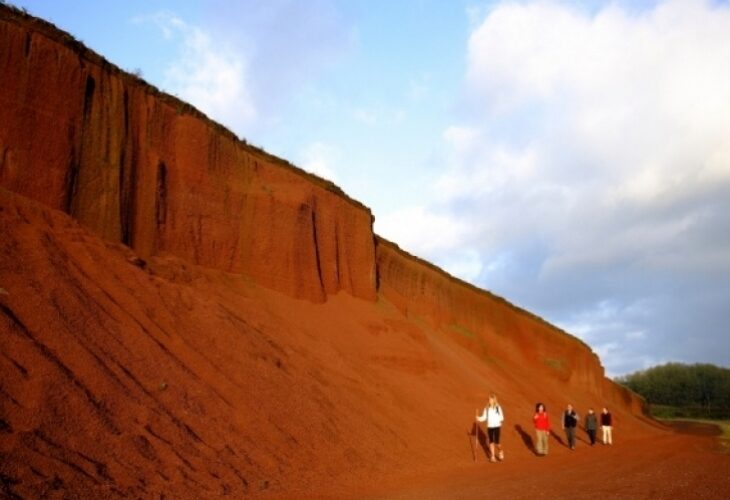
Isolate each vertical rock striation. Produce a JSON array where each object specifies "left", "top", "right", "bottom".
[
  {"left": 375, "top": 237, "right": 636, "bottom": 406},
  {"left": 0, "top": 7, "right": 376, "bottom": 303}
]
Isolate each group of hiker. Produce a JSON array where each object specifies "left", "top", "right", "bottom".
[
  {"left": 534, "top": 402, "right": 613, "bottom": 455},
  {"left": 475, "top": 394, "right": 614, "bottom": 462}
]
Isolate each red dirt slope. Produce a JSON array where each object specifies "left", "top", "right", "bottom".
[{"left": 0, "top": 187, "right": 671, "bottom": 498}]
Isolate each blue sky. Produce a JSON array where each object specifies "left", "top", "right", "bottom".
[{"left": 13, "top": 0, "right": 730, "bottom": 376}]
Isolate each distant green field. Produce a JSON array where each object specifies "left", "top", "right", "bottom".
[{"left": 650, "top": 404, "right": 730, "bottom": 420}]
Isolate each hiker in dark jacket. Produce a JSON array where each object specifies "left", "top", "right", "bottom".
[
  {"left": 601, "top": 407, "right": 613, "bottom": 445},
  {"left": 562, "top": 404, "right": 579, "bottom": 450},
  {"left": 585, "top": 408, "right": 598, "bottom": 445}
]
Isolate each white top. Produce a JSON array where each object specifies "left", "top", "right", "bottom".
[{"left": 477, "top": 405, "right": 504, "bottom": 428}]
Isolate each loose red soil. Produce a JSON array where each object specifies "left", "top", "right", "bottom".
[
  {"left": 354, "top": 423, "right": 730, "bottom": 499},
  {"left": 3, "top": 188, "right": 728, "bottom": 499}
]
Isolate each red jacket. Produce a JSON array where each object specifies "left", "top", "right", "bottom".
[{"left": 533, "top": 411, "right": 550, "bottom": 431}]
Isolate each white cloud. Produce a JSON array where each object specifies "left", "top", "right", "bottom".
[
  {"left": 352, "top": 106, "right": 407, "bottom": 126},
  {"left": 456, "top": 0, "right": 730, "bottom": 267},
  {"left": 137, "top": 2, "right": 354, "bottom": 141},
  {"left": 300, "top": 142, "right": 338, "bottom": 182},
  {"left": 353, "top": 107, "right": 378, "bottom": 125},
  {"left": 442, "top": 125, "right": 479, "bottom": 154},
  {"left": 556, "top": 299, "right": 662, "bottom": 376},
  {"left": 407, "top": 74, "right": 431, "bottom": 102},
  {"left": 376, "top": 206, "right": 472, "bottom": 257},
  {"left": 403, "top": 0, "right": 730, "bottom": 374},
  {"left": 437, "top": 249, "right": 484, "bottom": 282},
  {"left": 594, "top": 341, "right": 621, "bottom": 361},
  {"left": 144, "top": 12, "right": 256, "bottom": 133},
  {"left": 625, "top": 330, "right": 646, "bottom": 340}
]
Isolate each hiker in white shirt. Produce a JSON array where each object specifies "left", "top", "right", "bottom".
[{"left": 476, "top": 394, "right": 505, "bottom": 462}]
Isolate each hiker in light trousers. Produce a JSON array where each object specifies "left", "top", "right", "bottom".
[
  {"left": 601, "top": 407, "right": 613, "bottom": 445},
  {"left": 533, "top": 402, "right": 551, "bottom": 456}
]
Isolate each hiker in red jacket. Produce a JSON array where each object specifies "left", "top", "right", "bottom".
[{"left": 533, "top": 402, "right": 551, "bottom": 456}]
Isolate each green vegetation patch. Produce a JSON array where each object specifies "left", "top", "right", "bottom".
[
  {"left": 720, "top": 421, "right": 730, "bottom": 452},
  {"left": 448, "top": 323, "right": 475, "bottom": 339},
  {"left": 719, "top": 420, "right": 730, "bottom": 441},
  {"left": 704, "top": 419, "right": 730, "bottom": 453},
  {"left": 650, "top": 404, "right": 730, "bottom": 420},
  {"left": 544, "top": 357, "right": 566, "bottom": 371}
]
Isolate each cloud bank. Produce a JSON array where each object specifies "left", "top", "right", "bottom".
[
  {"left": 138, "top": 11, "right": 256, "bottom": 133},
  {"left": 140, "top": 1, "right": 352, "bottom": 140},
  {"left": 379, "top": 0, "right": 730, "bottom": 375}
]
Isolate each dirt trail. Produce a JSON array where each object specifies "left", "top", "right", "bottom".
[{"left": 356, "top": 424, "right": 730, "bottom": 499}]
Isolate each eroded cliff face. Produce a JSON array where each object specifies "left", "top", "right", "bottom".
[
  {"left": 0, "top": 5, "right": 639, "bottom": 413},
  {"left": 0, "top": 9, "right": 375, "bottom": 303},
  {"left": 376, "top": 238, "right": 635, "bottom": 407}
]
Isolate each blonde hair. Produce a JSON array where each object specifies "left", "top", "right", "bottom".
[{"left": 488, "top": 394, "right": 499, "bottom": 408}]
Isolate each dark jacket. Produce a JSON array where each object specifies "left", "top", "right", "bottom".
[
  {"left": 601, "top": 412, "right": 612, "bottom": 426},
  {"left": 585, "top": 413, "right": 598, "bottom": 431},
  {"left": 563, "top": 410, "right": 578, "bottom": 428}
]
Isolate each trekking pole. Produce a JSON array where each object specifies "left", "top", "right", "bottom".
[{"left": 474, "top": 411, "right": 479, "bottom": 462}]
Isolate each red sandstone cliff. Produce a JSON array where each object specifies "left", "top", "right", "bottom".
[
  {"left": 0, "top": 7, "right": 376, "bottom": 304},
  {"left": 375, "top": 238, "right": 646, "bottom": 414},
  {"left": 0, "top": 5, "right": 652, "bottom": 498}
]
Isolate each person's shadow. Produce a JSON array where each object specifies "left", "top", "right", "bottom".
[
  {"left": 551, "top": 429, "right": 566, "bottom": 447},
  {"left": 468, "top": 422, "right": 489, "bottom": 460},
  {"left": 514, "top": 424, "right": 539, "bottom": 456}
]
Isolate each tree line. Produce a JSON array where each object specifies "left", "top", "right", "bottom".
[{"left": 616, "top": 362, "right": 730, "bottom": 418}]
